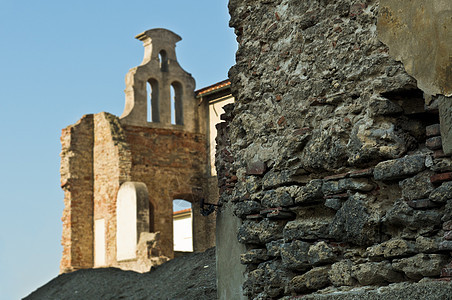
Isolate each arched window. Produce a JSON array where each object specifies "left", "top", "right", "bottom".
[
  {"left": 170, "top": 82, "right": 183, "bottom": 125},
  {"left": 149, "top": 200, "right": 155, "bottom": 233},
  {"left": 147, "top": 79, "right": 159, "bottom": 122},
  {"left": 172, "top": 199, "right": 193, "bottom": 252},
  {"left": 159, "top": 50, "right": 168, "bottom": 72}
]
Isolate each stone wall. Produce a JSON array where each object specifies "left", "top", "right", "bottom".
[
  {"left": 60, "top": 115, "right": 94, "bottom": 272},
  {"left": 219, "top": 0, "right": 452, "bottom": 298}
]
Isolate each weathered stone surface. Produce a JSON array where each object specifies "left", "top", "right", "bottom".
[
  {"left": 426, "top": 136, "right": 443, "bottom": 150},
  {"left": 287, "top": 266, "right": 331, "bottom": 293},
  {"left": 246, "top": 161, "right": 267, "bottom": 175},
  {"left": 234, "top": 200, "right": 262, "bottom": 218},
  {"left": 284, "top": 218, "right": 332, "bottom": 241},
  {"left": 378, "top": 1, "right": 452, "bottom": 96},
  {"left": 330, "top": 193, "right": 380, "bottom": 246},
  {"left": 261, "top": 189, "right": 294, "bottom": 208},
  {"left": 281, "top": 240, "right": 311, "bottom": 271},
  {"left": 353, "top": 261, "right": 403, "bottom": 285},
  {"left": 429, "top": 181, "right": 452, "bottom": 203},
  {"left": 431, "top": 158, "right": 452, "bottom": 173},
  {"left": 298, "top": 281, "right": 452, "bottom": 299},
  {"left": 366, "top": 238, "right": 415, "bottom": 259},
  {"left": 294, "top": 179, "right": 323, "bottom": 204},
  {"left": 322, "top": 178, "right": 374, "bottom": 195},
  {"left": 324, "top": 198, "right": 343, "bottom": 211},
  {"left": 329, "top": 260, "right": 357, "bottom": 287},
  {"left": 240, "top": 249, "right": 270, "bottom": 264},
  {"left": 399, "top": 171, "right": 434, "bottom": 201},
  {"left": 383, "top": 199, "right": 442, "bottom": 237},
  {"left": 244, "top": 260, "right": 293, "bottom": 298},
  {"left": 308, "top": 241, "right": 337, "bottom": 266},
  {"left": 392, "top": 254, "right": 449, "bottom": 280},
  {"left": 439, "top": 96, "right": 452, "bottom": 155},
  {"left": 374, "top": 155, "right": 426, "bottom": 181},
  {"left": 415, "top": 236, "right": 441, "bottom": 253},
  {"left": 266, "top": 240, "right": 283, "bottom": 257},
  {"left": 426, "top": 124, "right": 441, "bottom": 137},
  {"left": 368, "top": 95, "right": 403, "bottom": 116},
  {"left": 237, "top": 219, "right": 285, "bottom": 244}
]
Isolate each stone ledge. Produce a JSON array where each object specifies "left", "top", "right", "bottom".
[{"left": 293, "top": 280, "right": 452, "bottom": 300}]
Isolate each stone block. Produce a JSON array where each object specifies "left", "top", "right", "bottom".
[
  {"left": 429, "top": 181, "right": 452, "bottom": 203},
  {"left": 284, "top": 218, "right": 332, "bottom": 241},
  {"left": 426, "top": 136, "right": 443, "bottom": 150},
  {"left": 399, "top": 171, "right": 434, "bottom": 201},
  {"left": 374, "top": 154, "right": 426, "bottom": 181},
  {"left": 237, "top": 219, "right": 285, "bottom": 245},
  {"left": 329, "top": 260, "right": 356, "bottom": 286},
  {"left": 329, "top": 193, "right": 380, "bottom": 246},
  {"left": 261, "top": 189, "right": 294, "bottom": 208},
  {"left": 353, "top": 261, "right": 403, "bottom": 285},
  {"left": 307, "top": 241, "right": 336, "bottom": 266},
  {"left": 426, "top": 124, "right": 441, "bottom": 137},
  {"left": 294, "top": 179, "right": 323, "bottom": 204},
  {"left": 281, "top": 240, "right": 311, "bottom": 271},
  {"left": 406, "top": 199, "right": 439, "bottom": 209},
  {"left": 322, "top": 178, "right": 374, "bottom": 195},
  {"left": 287, "top": 266, "right": 331, "bottom": 293},
  {"left": 324, "top": 198, "right": 343, "bottom": 211},
  {"left": 240, "top": 249, "right": 270, "bottom": 264},
  {"left": 431, "top": 158, "right": 452, "bottom": 172},
  {"left": 392, "top": 253, "right": 449, "bottom": 280},
  {"left": 234, "top": 201, "right": 262, "bottom": 218},
  {"left": 366, "top": 238, "right": 415, "bottom": 258}
]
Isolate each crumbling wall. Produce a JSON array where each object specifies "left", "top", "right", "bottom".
[
  {"left": 123, "top": 124, "right": 214, "bottom": 257},
  {"left": 220, "top": 0, "right": 452, "bottom": 298},
  {"left": 60, "top": 115, "right": 94, "bottom": 272}
]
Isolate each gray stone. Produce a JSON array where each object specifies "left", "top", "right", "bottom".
[
  {"left": 329, "top": 193, "right": 380, "bottom": 246},
  {"left": 324, "top": 198, "right": 343, "bottom": 211},
  {"left": 366, "top": 238, "right": 415, "bottom": 258},
  {"left": 299, "top": 280, "right": 452, "bottom": 299},
  {"left": 322, "top": 178, "right": 374, "bottom": 195},
  {"left": 281, "top": 240, "right": 311, "bottom": 271},
  {"left": 353, "top": 261, "right": 403, "bottom": 285},
  {"left": 374, "top": 154, "right": 426, "bottom": 181},
  {"left": 283, "top": 218, "right": 332, "bottom": 241},
  {"left": 368, "top": 95, "right": 403, "bottom": 116},
  {"left": 234, "top": 200, "right": 262, "bottom": 218},
  {"left": 266, "top": 240, "right": 283, "bottom": 257},
  {"left": 383, "top": 199, "right": 442, "bottom": 237},
  {"left": 240, "top": 249, "right": 270, "bottom": 264},
  {"left": 392, "top": 253, "right": 449, "bottom": 280},
  {"left": 399, "top": 171, "right": 434, "bottom": 201},
  {"left": 287, "top": 266, "right": 331, "bottom": 293},
  {"left": 237, "top": 219, "right": 285, "bottom": 244},
  {"left": 294, "top": 179, "right": 323, "bottom": 204},
  {"left": 308, "top": 241, "right": 336, "bottom": 266},
  {"left": 415, "top": 236, "right": 441, "bottom": 253},
  {"left": 429, "top": 181, "right": 452, "bottom": 203},
  {"left": 261, "top": 189, "right": 294, "bottom": 208},
  {"left": 431, "top": 157, "right": 452, "bottom": 172},
  {"left": 329, "top": 260, "right": 357, "bottom": 287}
]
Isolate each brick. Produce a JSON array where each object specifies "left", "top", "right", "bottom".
[
  {"left": 324, "top": 173, "right": 348, "bottom": 181},
  {"left": 433, "top": 149, "right": 448, "bottom": 158},
  {"left": 246, "top": 161, "right": 267, "bottom": 175},
  {"left": 430, "top": 172, "right": 452, "bottom": 184},
  {"left": 293, "top": 127, "right": 312, "bottom": 136},
  {"left": 246, "top": 214, "right": 263, "bottom": 220},
  {"left": 426, "top": 124, "right": 441, "bottom": 137},
  {"left": 426, "top": 136, "right": 443, "bottom": 150},
  {"left": 348, "top": 168, "right": 374, "bottom": 178}
]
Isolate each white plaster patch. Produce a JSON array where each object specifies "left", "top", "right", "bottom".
[{"left": 117, "top": 182, "right": 138, "bottom": 261}]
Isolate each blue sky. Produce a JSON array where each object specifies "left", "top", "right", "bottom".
[{"left": 0, "top": 1, "right": 236, "bottom": 298}]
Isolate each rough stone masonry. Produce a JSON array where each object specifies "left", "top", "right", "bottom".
[{"left": 216, "top": 0, "right": 452, "bottom": 298}]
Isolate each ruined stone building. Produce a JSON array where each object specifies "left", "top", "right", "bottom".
[
  {"left": 59, "top": 28, "right": 233, "bottom": 273},
  {"left": 216, "top": 0, "right": 452, "bottom": 299}
]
